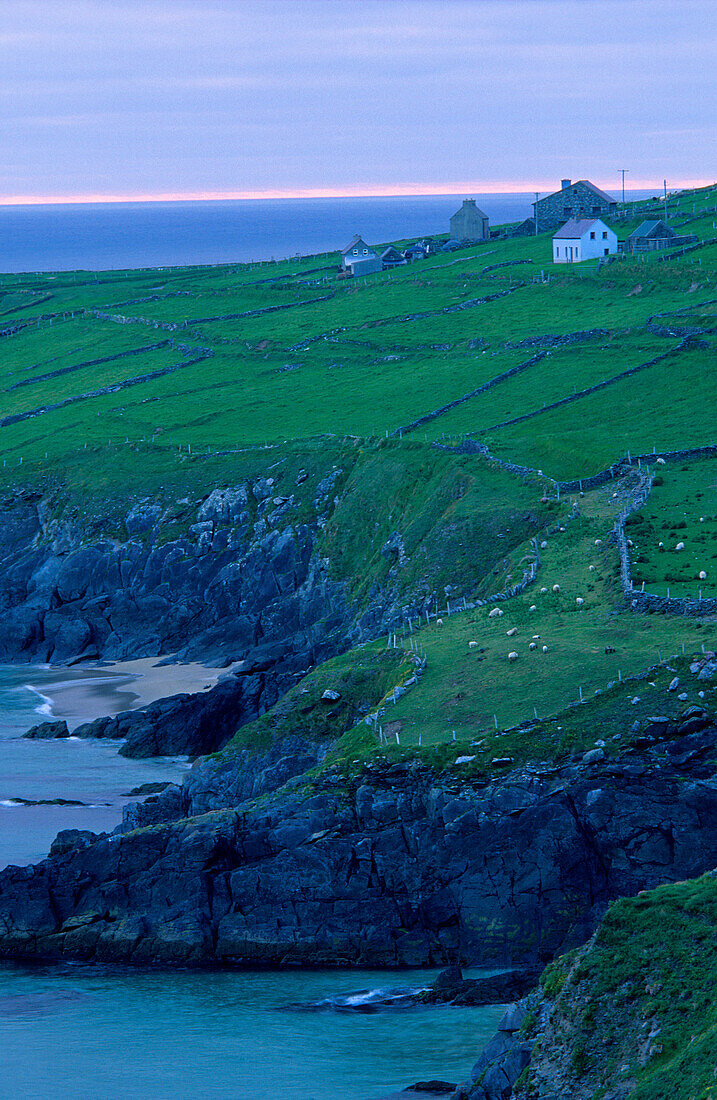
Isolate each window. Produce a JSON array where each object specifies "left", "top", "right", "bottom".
[
  {"left": 604, "top": 248, "right": 609, "bottom": 256},
  {"left": 590, "top": 231, "right": 595, "bottom": 239},
  {"left": 363, "top": 248, "right": 368, "bottom": 254},
  {"left": 602, "top": 231, "right": 607, "bottom": 239},
  {"left": 592, "top": 207, "right": 600, "bottom": 214}
]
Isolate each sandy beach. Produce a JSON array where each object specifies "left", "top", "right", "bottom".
[{"left": 27, "top": 657, "right": 235, "bottom": 731}]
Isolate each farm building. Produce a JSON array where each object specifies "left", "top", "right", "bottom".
[
  {"left": 552, "top": 218, "right": 617, "bottom": 263},
  {"left": 380, "top": 246, "right": 406, "bottom": 268},
  {"left": 535, "top": 180, "right": 617, "bottom": 229},
  {"left": 404, "top": 242, "right": 428, "bottom": 261},
  {"left": 449, "top": 199, "right": 490, "bottom": 241},
  {"left": 340, "top": 235, "right": 379, "bottom": 271},
  {"left": 624, "top": 220, "right": 676, "bottom": 252}
]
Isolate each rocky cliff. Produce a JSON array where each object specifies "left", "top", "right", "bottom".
[{"left": 1, "top": 715, "right": 716, "bottom": 969}]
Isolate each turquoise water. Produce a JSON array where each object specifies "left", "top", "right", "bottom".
[
  {"left": 0, "top": 666, "right": 185, "bottom": 868},
  {"left": 0, "top": 963, "right": 504, "bottom": 1099},
  {"left": 0, "top": 668, "right": 502, "bottom": 1097}
]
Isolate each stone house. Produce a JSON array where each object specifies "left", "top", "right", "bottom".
[
  {"left": 535, "top": 180, "right": 617, "bottom": 230},
  {"left": 449, "top": 199, "right": 490, "bottom": 241},
  {"left": 552, "top": 218, "right": 617, "bottom": 263}
]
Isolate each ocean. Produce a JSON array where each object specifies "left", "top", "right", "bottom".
[
  {"left": 0, "top": 669, "right": 505, "bottom": 1098},
  {"left": 2, "top": 193, "right": 537, "bottom": 273}
]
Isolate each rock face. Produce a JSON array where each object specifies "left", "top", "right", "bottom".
[
  {"left": 22, "top": 720, "right": 69, "bottom": 739},
  {"left": 0, "top": 488, "right": 348, "bottom": 670},
  {"left": 1, "top": 724, "right": 717, "bottom": 968}
]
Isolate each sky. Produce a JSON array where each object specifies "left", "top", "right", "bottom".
[{"left": 1, "top": 0, "right": 715, "bottom": 204}]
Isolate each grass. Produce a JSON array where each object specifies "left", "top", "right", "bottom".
[
  {"left": 0, "top": 184, "right": 715, "bottom": 486},
  {"left": 628, "top": 457, "right": 717, "bottom": 597},
  {"left": 524, "top": 874, "right": 717, "bottom": 1099},
  {"left": 376, "top": 484, "right": 716, "bottom": 744}
]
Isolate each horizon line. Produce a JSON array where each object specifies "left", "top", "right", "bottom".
[{"left": 0, "top": 178, "right": 713, "bottom": 207}]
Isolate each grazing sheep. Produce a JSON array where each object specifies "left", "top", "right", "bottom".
[
  {"left": 658, "top": 541, "right": 665, "bottom": 550},
  {"left": 700, "top": 516, "right": 705, "bottom": 523},
  {"left": 675, "top": 541, "right": 685, "bottom": 551},
  {"left": 589, "top": 565, "right": 596, "bottom": 572},
  {"left": 699, "top": 570, "right": 708, "bottom": 580},
  {"left": 488, "top": 608, "right": 504, "bottom": 618},
  {"left": 532, "top": 634, "right": 541, "bottom": 639},
  {"left": 540, "top": 540, "right": 548, "bottom": 549},
  {"left": 576, "top": 597, "right": 584, "bottom": 607},
  {"left": 540, "top": 587, "right": 548, "bottom": 594},
  {"left": 604, "top": 645, "right": 616, "bottom": 654},
  {"left": 436, "top": 618, "right": 444, "bottom": 625},
  {"left": 529, "top": 642, "right": 537, "bottom": 651},
  {"left": 468, "top": 640, "right": 479, "bottom": 648},
  {"left": 552, "top": 584, "right": 560, "bottom": 593},
  {"left": 542, "top": 645, "right": 548, "bottom": 653},
  {"left": 594, "top": 538, "right": 602, "bottom": 546},
  {"left": 529, "top": 604, "right": 537, "bottom": 611},
  {"left": 506, "top": 627, "right": 518, "bottom": 637},
  {"left": 656, "top": 457, "right": 666, "bottom": 465},
  {"left": 508, "top": 651, "right": 519, "bottom": 661}
]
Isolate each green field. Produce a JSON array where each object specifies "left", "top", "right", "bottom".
[{"left": 1, "top": 183, "right": 716, "bottom": 756}]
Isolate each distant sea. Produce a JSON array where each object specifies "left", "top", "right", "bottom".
[{"left": 0, "top": 190, "right": 654, "bottom": 275}]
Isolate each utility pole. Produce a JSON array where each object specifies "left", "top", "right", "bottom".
[
  {"left": 663, "top": 179, "right": 668, "bottom": 223},
  {"left": 619, "top": 168, "right": 628, "bottom": 209},
  {"left": 534, "top": 192, "right": 539, "bottom": 235}
]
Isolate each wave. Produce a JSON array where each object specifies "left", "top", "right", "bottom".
[
  {"left": 284, "top": 984, "right": 431, "bottom": 1013},
  {"left": 23, "top": 684, "right": 55, "bottom": 718}
]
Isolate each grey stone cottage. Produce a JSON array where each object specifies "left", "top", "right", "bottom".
[
  {"left": 534, "top": 180, "right": 617, "bottom": 230},
  {"left": 449, "top": 199, "right": 490, "bottom": 241}
]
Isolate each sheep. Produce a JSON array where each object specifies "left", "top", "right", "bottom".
[
  {"left": 589, "top": 565, "right": 596, "bottom": 572},
  {"left": 552, "top": 584, "right": 560, "bottom": 593},
  {"left": 576, "top": 597, "right": 584, "bottom": 607},
  {"left": 699, "top": 570, "right": 708, "bottom": 580},
  {"left": 532, "top": 634, "right": 541, "bottom": 639},
  {"left": 658, "top": 541, "right": 665, "bottom": 550},
  {"left": 540, "top": 540, "right": 548, "bottom": 549},
  {"left": 506, "top": 627, "right": 518, "bottom": 637},
  {"left": 529, "top": 604, "right": 537, "bottom": 612},
  {"left": 436, "top": 618, "right": 444, "bottom": 626},
  {"left": 488, "top": 608, "right": 504, "bottom": 618},
  {"left": 594, "top": 538, "right": 602, "bottom": 547},
  {"left": 540, "top": 587, "right": 548, "bottom": 594},
  {"left": 542, "top": 645, "right": 549, "bottom": 653},
  {"left": 529, "top": 642, "right": 537, "bottom": 651},
  {"left": 656, "top": 457, "right": 666, "bottom": 465},
  {"left": 675, "top": 541, "right": 685, "bottom": 551},
  {"left": 468, "top": 640, "right": 479, "bottom": 648},
  {"left": 700, "top": 516, "right": 705, "bottom": 523},
  {"left": 508, "top": 651, "right": 519, "bottom": 661}
]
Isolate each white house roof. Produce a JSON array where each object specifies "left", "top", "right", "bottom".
[{"left": 553, "top": 218, "right": 603, "bottom": 239}]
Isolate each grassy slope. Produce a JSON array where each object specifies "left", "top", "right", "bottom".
[
  {"left": 0, "top": 184, "right": 715, "bottom": 486},
  {"left": 520, "top": 875, "right": 717, "bottom": 1099}
]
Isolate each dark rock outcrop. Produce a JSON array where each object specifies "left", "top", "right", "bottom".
[
  {"left": 23, "top": 720, "right": 70, "bottom": 739},
  {"left": 1, "top": 725, "right": 717, "bottom": 969}
]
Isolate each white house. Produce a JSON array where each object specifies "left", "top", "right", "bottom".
[{"left": 552, "top": 218, "right": 617, "bottom": 263}]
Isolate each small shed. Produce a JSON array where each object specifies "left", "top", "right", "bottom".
[
  {"left": 552, "top": 218, "right": 617, "bottom": 263},
  {"left": 381, "top": 246, "right": 406, "bottom": 268},
  {"left": 625, "top": 220, "right": 676, "bottom": 252},
  {"left": 450, "top": 199, "right": 490, "bottom": 241},
  {"left": 340, "top": 235, "right": 378, "bottom": 270},
  {"left": 404, "top": 242, "right": 427, "bottom": 261}
]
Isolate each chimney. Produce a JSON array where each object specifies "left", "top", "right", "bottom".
[{"left": 561, "top": 179, "right": 572, "bottom": 190}]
